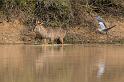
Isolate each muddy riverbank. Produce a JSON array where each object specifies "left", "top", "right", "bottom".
[{"left": 0, "top": 18, "right": 124, "bottom": 44}]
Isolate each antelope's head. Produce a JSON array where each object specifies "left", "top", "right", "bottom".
[{"left": 34, "top": 21, "right": 44, "bottom": 32}]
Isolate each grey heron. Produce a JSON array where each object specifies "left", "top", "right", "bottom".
[{"left": 96, "top": 16, "right": 116, "bottom": 34}]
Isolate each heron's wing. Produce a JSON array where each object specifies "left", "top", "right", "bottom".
[
  {"left": 103, "top": 25, "right": 116, "bottom": 31},
  {"left": 98, "top": 22, "right": 106, "bottom": 30}
]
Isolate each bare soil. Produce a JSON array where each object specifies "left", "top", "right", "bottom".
[{"left": 0, "top": 19, "right": 35, "bottom": 44}]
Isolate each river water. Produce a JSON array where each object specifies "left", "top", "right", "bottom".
[{"left": 0, "top": 44, "right": 124, "bottom": 82}]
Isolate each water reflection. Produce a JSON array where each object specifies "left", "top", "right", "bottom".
[
  {"left": 97, "top": 61, "right": 105, "bottom": 78},
  {"left": 0, "top": 44, "right": 124, "bottom": 82}
]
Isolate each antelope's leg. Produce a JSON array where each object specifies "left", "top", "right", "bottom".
[
  {"left": 50, "top": 32, "right": 54, "bottom": 44},
  {"left": 51, "top": 37, "right": 54, "bottom": 44},
  {"left": 44, "top": 38, "right": 47, "bottom": 44},
  {"left": 60, "top": 38, "right": 64, "bottom": 44}
]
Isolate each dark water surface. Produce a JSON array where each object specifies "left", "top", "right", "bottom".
[{"left": 0, "top": 44, "right": 124, "bottom": 82}]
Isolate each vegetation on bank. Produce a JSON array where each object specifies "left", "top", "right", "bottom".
[
  {"left": 0, "top": 0, "right": 124, "bottom": 44},
  {"left": 1, "top": 0, "right": 124, "bottom": 27}
]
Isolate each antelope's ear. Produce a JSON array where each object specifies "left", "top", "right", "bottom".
[
  {"left": 36, "top": 20, "right": 44, "bottom": 25},
  {"left": 40, "top": 22, "right": 44, "bottom": 25},
  {"left": 36, "top": 20, "right": 41, "bottom": 25}
]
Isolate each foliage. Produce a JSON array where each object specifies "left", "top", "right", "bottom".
[
  {"left": 35, "top": 0, "right": 72, "bottom": 27},
  {"left": 0, "top": 0, "right": 124, "bottom": 28}
]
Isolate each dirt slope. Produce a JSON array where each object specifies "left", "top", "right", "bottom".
[{"left": 0, "top": 20, "right": 35, "bottom": 44}]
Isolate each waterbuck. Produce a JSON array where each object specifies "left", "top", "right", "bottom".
[{"left": 34, "top": 21, "right": 66, "bottom": 44}]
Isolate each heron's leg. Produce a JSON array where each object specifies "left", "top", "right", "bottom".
[
  {"left": 106, "top": 31, "right": 107, "bottom": 35},
  {"left": 106, "top": 31, "right": 110, "bottom": 43}
]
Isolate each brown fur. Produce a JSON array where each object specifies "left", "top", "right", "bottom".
[{"left": 34, "top": 21, "right": 66, "bottom": 44}]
